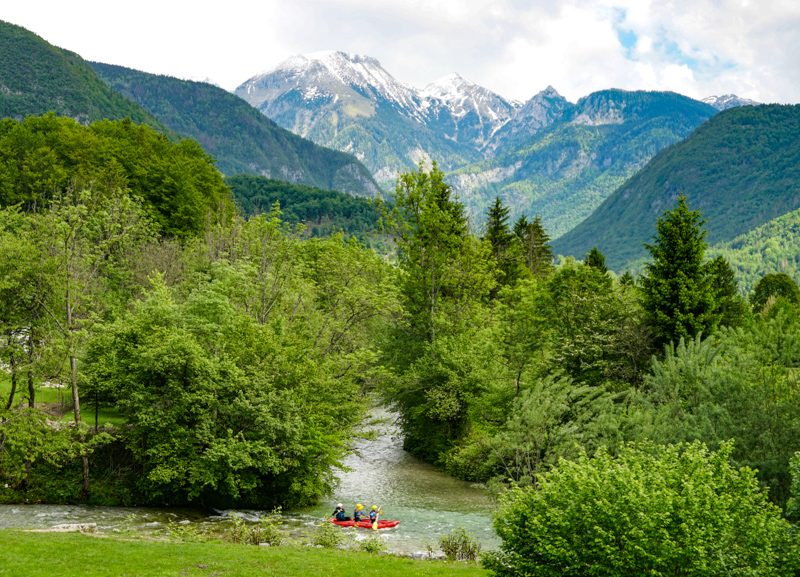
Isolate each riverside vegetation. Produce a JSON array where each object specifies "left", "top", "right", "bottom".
[{"left": 2, "top": 113, "right": 800, "bottom": 575}]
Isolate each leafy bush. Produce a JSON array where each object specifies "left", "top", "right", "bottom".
[
  {"left": 311, "top": 522, "right": 350, "bottom": 549},
  {"left": 246, "top": 509, "right": 284, "bottom": 546},
  {"left": 484, "top": 442, "right": 799, "bottom": 577},
  {"left": 357, "top": 534, "right": 388, "bottom": 554},
  {"left": 438, "top": 527, "right": 481, "bottom": 562}
]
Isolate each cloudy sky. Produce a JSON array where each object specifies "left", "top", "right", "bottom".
[{"left": 4, "top": 0, "right": 799, "bottom": 103}]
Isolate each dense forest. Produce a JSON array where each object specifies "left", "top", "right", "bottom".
[{"left": 1, "top": 112, "right": 800, "bottom": 573}]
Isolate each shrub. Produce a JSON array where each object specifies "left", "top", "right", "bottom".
[
  {"left": 311, "top": 521, "right": 349, "bottom": 548},
  {"left": 439, "top": 527, "right": 481, "bottom": 562},
  {"left": 357, "top": 534, "right": 387, "bottom": 554},
  {"left": 483, "top": 442, "right": 799, "bottom": 577}
]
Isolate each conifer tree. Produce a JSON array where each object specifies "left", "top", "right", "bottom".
[
  {"left": 641, "top": 195, "right": 719, "bottom": 346},
  {"left": 485, "top": 197, "right": 520, "bottom": 289},
  {"left": 584, "top": 247, "right": 608, "bottom": 274},
  {"left": 708, "top": 255, "right": 748, "bottom": 327},
  {"left": 620, "top": 271, "right": 635, "bottom": 286},
  {"left": 518, "top": 215, "right": 553, "bottom": 278}
]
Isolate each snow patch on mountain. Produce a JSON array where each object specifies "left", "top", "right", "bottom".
[{"left": 702, "top": 94, "right": 759, "bottom": 111}]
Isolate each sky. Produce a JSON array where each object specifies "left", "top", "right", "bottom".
[{"left": 4, "top": 0, "right": 800, "bottom": 104}]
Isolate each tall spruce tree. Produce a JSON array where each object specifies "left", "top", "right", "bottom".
[
  {"left": 485, "top": 197, "right": 519, "bottom": 289},
  {"left": 518, "top": 215, "right": 553, "bottom": 278},
  {"left": 584, "top": 247, "right": 608, "bottom": 274},
  {"left": 641, "top": 195, "right": 719, "bottom": 346},
  {"left": 708, "top": 255, "right": 748, "bottom": 327}
]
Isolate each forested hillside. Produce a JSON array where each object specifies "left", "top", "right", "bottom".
[
  {"left": 91, "top": 62, "right": 381, "bottom": 197},
  {"left": 0, "top": 21, "right": 170, "bottom": 133},
  {"left": 553, "top": 104, "right": 800, "bottom": 271},
  {"left": 708, "top": 207, "right": 800, "bottom": 292},
  {"left": 225, "top": 174, "right": 381, "bottom": 236},
  {"left": 451, "top": 90, "right": 717, "bottom": 238}
]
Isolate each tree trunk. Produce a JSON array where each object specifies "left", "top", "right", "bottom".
[
  {"left": 4, "top": 353, "right": 17, "bottom": 410},
  {"left": 70, "top": 353, "right": 90, "bottom": 495},
  {"left": 27, "top": 369, "right": 35, "bottom": 409}
]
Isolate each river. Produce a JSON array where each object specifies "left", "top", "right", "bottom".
[{"left": 0, "top": 410, "right": 498, "bottom": 554}]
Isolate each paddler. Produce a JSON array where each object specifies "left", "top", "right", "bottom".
[
  {"left": 353, "top": 503, "right": 368, "bottom": 522},
  {"left": 368, "top": 505, "right": 381, "bottom": 524},
  {"left": 332, "top": 503, "right": 350, "bottom": 522}
]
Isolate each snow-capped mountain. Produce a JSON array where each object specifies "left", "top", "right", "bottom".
[
  {"left": 483, "top": 86, "right": 570, "bottom": 156},
  {"left": 418, "top": 72, "right": 520, "bottom": 148},
  {"left": 181, "top": 75, "right": 222, "bottom": 88},
  {"left": 702, "top": 94, "right": 759, "bottom": 111}
]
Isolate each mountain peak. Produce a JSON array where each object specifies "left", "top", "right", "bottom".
[{"left": 702, "top": 94, "right": 759, "bottom": 111}]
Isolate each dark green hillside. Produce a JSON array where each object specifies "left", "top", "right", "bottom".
[
  {"left": 90, "top": 62, "right": 381, "bottom": 198},
  {"left": 553, "top": 104, "right": 800, "bottom": 271},
  {"left": 225, "top": 174, "right": 381, "bottom": 237},
  {"left": 451, "top": 90, "right": 716, "bottom": 238},
  {"left": 0, "top": 20, "right": 169, "bottom": 132}
]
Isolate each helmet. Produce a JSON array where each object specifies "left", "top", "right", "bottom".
[
  {"left": 356, "top": 504, "right": 363, "bottom": 510},
  {"left": 337, "top": 503, "right": 343, "bottom": 508},
  {"left": 372, "top": 506, "right": 377, "bottom": 510}
]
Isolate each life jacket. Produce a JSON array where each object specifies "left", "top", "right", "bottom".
[
  {"left": 369, "top": 510, "right": 378, "bottom": 521},
  {"left": 353, "top": 509, "right": 364, "bottom": 521},
  {"left": 333, "top": 508, "right": 346, "bottom": 520}
]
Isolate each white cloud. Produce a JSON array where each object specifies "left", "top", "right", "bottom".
[{"left": 3, "top": 0, "right": 800, "bottom": 103}]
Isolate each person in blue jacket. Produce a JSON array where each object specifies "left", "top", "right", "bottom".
[
  {"left": 332, "top": 503, "right": 350, "bottom": 522},
  {"left": 368, "top": 505, "right": 381, "bottom": 524},
  {"left": 353, "top": 503, "right": 368, "bottom": 522}
]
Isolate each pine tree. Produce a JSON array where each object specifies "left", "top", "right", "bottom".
[
  {"left": 484, "top": 197, "right": 520, "bottom": 289},
  {"left": 620, "top": 270, "right": 635, "bottom": 286},
  {"left": 518, "top": 215, "right": 553, "bottom": 278},
  {"left": 708, "top": 255, "right": 748, "bottom": 327},
  {"left": 584, "top": 247, "right": 608, "bottom": 274},
  {"left": 641, "top": 195, "right": 719, "bottom": 346}
]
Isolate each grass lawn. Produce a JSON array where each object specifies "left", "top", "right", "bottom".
[
  {"left": 0, "top": 531, "right": 490, "bottom": 577},
  {"left": 0, "top": 373, "right": 126, "bottom": 427}
]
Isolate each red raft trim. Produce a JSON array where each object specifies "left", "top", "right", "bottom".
[{"left": 329, "top": 518, "right": 399, "bottom": 529}]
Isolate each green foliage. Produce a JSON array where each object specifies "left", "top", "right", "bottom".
[
  {"left": 484, "top": 442, "right": 799, "bottom": 577},
  {"left": 311, "top": 522, "right": 350, "bottom": 548},
  {"left": 225, "top": 174, "right": 381, "bottom": 238},
  {"left": 90, "top": 62, "right": 380, "bottom": 196},
  {"left": 751, "top": 273, "right": 800, "bottom": 312},
  {"left": 379, "top": 162, "right": 496, "bottom": 460},
  {"left": 583, "top": 247, "right": 607, "bottom": 273},
  {"left": 641, "top": 195, "right": 719, "bottom": 346},
  {"left": 555, "top": 104, "right": 800, "bottom": 272},
  {"left": 357, "top": 535, "right": 388, "bottom": 554},
  {"left": 438, "top": 527, "right": 481, "bottom": 562},
  {"left": 789, "top": 452, "right": 800, "bottom": 522},
  {"left": 0, "top": 114, "right": 232, "bottom": 236},
  {"left": 708, "top": 205, "right": 800, "bottom": 292},
  {"left": 516, "top": 215, "right": 553, "bottom": 277},
  {"left": 707, "top": 255, "right": 749, "bottom": 327},
  {"left": 643, "top": 321, "right": 800, "bottom": 508},
  {"left": 0, "top": 21, "right": 170, "bottom": 132}
]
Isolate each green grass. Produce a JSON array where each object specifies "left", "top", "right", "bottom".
[
  {"left": 0, "top": 531, "right": 489, "bottom": 577},
  {"left": 0, "top": 373, "right": 126, "bottom": 426}
]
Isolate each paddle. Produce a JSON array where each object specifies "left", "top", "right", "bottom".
[{"left": 372, "top": 505, "right": 382, "bottom": 530}]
